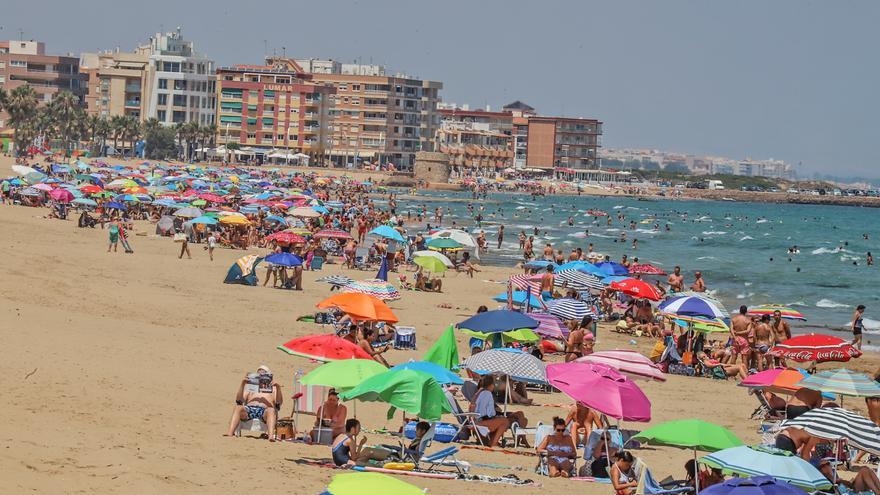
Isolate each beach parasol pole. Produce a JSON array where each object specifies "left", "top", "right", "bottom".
[{"left": 693, "top": 447, "right": 699, "bottom": 494}]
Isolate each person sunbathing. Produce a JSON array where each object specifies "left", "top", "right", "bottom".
[
  {"left": 225, "top": 365, "right": 282, "bottom": 441},
  {"left": 331, "top": 419, "right": 391, "bottom": 467},
  {"left": 415, "top": 268, "right": 442, "bottom": 292},
  {"left": 820, "top": 460, "right": 880, "bottom": 495},
  {"left": 537, "top": 417, "right": 577, "bottom": 477},
  {"left": 314, "top": 389, "right": 347, "bottom": 439},
  {"left": 358, "top": 327, "right": 390, "bottom": 367},
  {"left": 697, "top": 351, "right": 747, "bottom": 379}
]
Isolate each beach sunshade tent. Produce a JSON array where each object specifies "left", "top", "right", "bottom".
[
  {"left": 576, "top": 349, "right": 666, "bottom": 382},
  {"left": 700, "top": 445, "right": 832, "bottom": 491},
  {"left": 634, "top": 419, "right": 742, "bottom": 452},
  {"left": 545, "top": 298, "right": 597, "bottom": 321},
  {"left": 610, "top": 278, "right": 663, "bottom": 301},
  {"left": 780, "top": 407, "right": 880, "bottom": 456},
  {"left": 342, "top": 279, "right": 401, "bottom": 301},
  {"left": 302, "top": 359, "right": 388, "bottom": 390},
  {"left": 265, "top": 252, "right": 303, "bottom": 267},
  {"left": 223, "top": 254, "right": 263, "bottom": 285},
  {"left": 798, "top": 368, "right": 880, "bottom": 397},
  {"left": 390, "top": 361, "right": 463, "bottom": 385},
  {"left": 461, "top": 348, "right": 547, "bottom": 384},
  {"left": 339, "top": 369, "right": 452, "bottom": 421},
  {"left": 769, "top": 334, "right": 861, "bottom": 363},
  {"left": 546, "top": 362, "right": 651, "bottom": 421},
  {"left": 278, "top": 334, "right": 373, "bottom": 362},
  {"left": 554, "top": 269, "right": 604, "bottom": 291},
  {"left": 456, "top": 309, "right": 538, "bottom": 333},
  {"left": 316, "top": 292, "right": 398, "bottom": 323},
  {"left": 324, "top": 471, "right": 424, "bottom": 495},
  {"left": 747, "top": 305, "right": 806, "bottom": 321},
  {"left": 700, "top": 476, "right": 809, "bottom": 495},
  {"left": 421, "top": 325, "right": 460, "bottom": 371},
  {"left": 369, "top": 225, "right": 405, "bottom": 243}
]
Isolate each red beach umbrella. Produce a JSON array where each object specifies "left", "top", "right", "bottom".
[
  {"left": 610, "top": 278, "right": 663, "bottom": 301},
  {"left": 265, "top": 231, "right": 306, "bottom": 245},
  {"left": 629, "top": 263, "right": 667, "bottom": 276},
  {"left": 769, "top": 334, "right": 861, "bottom": 363},
  {"left": 277, "top": 334, "right": 372, "bottom": 362}
]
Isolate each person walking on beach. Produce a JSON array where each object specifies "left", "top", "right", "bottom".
[
  {"left": 207, "top": 231, "right": 217, "bottom": 261},
  {"left": 107, "top": 219, "right": 120, "bottom": 253},
  {"left": 771, "top": 310, "right": 791, "bottom": 366},
  {"left": 178, "top": 233, "right": 192, "bottom": 259},
  {"left": 852, "top": 304, "right": 865, "bottom": 350}
]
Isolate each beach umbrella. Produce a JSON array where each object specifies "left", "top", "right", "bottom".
[
  {"left": 342, "top": 279, "right": 401, "bottom": 301},
  {"left": 290, "top": 206, "right": 321, "bottom": 218},
  {"left": 18, "top": 187, "right": 42, "bottom": 196},
  {"left": 11, "top": 164, "right": 38, "bottom": 176},
  {"left": 524, "top": 260, "right": 556, "bottom": 271},
  {"left": 105, "top": 201, "right": 126, "bottom": 210},
  {"left": 780, "top": 407, "right": 880, "bottom": 456},
  {"left": 422, "top": 325, "right": 460, "bottom": 371},
  {"left": 265, "top": 252, "right": 303, "bottom": 267},
  {"left": 314, "top": 228, "right": 353, "bottom": 240},
  {"left": 174, "top": 207, "right": 202, "bottom": 218},
  {"left": 426, "top": 237, "right": 463, "bottom": 250},
  {"left": 456, "top": 309, "right": 538, "bottom": 333},
  {"left": 413, "top": 255, "right": 449, "bottom": 273},
  {"left": 462, "top": 328, "right": 541, "bottom": 345},
  {"left": 634, "top": 419, "right": 742, "bottom": 452},
  {"left": 325, "top": 472, "right": 424, "bottom": 495},
  {"left": 595, "top": 261, "right": 629, "bottom": 276},
  {"left": 747, "top": 305, "right": 806, "bottom": 321},
  {"left": 187, "top": 215, "right": 218, "bottom": 225},
  {"left": 316, "top": 292, "right": 398, "bottom": 323},
  {"left": 78, "top": 184, "right": 103, "bottom": 194},
  {"left": 700, "top": 476, "right": 809, "bottom": 495},
  {"left": 555, "top": 260, "right": 605, "bottom": 276},
  {"left": 528, "top": 312, "right": 570, "bottom": 339},
  {"left": 219, "top": 215, "right": 250, "bottom": 225},
  {"left": 302, "top": 359, "right": 388, "bottom": 390},
  {"left": 545, "top": 298, "right": 597, "bottom": 321},
  {"left": 577, "top": 350, "right": 666, "bottom": 382},
  {"left": 265, "top": 231, "right": 306, "bottom": 245},
  {"left": 461, "top": 348, "right": 547, "bottom": 384},
  {"left": 769, "top": 334, "right": 861, "bottom": 363},
  {"left": 554, "top": 269, "right": 605, "bottom": 291},
  {"left": 412, "top": 250, "right": 454, "bottom": 267},
  {"left": 629, "top": 263, "right": 667, "bottom": 276},
  {"left": 798, "top": 368, "right": 880, "bottom": 397},
  {"left": 700, "top": 445, "right": 832, "bottom": 491},
  {"left": 49, "top": 188, "right": 74, "bottom": 203},
  {"left": 739, "top": 368, "right": 811, "bottom": 395},
  {"left": 277, "top": 334, "right": 372, "bottom": 362},
  {"left": 492, "top": 291, "right": 545, "bottom": 309},
  {"left": 190, "top": 199, "right": 207, "bottom": 206},
  {"left": 390, "top": 361, "right": 463, "bottom": 385},
  {"left": 71, "top": 198, "right": 98, "bottom": 207},
  {"left": 339, "top": 369, "right": 452, "bottom": 421},
  {"left": 316, "top": 274, "right": 353, "bottom": 289},
  {"left": 430, "top": 229, "right": 477, "bottom": 248},
  {"left": 659, "top": 295, "right": 727, "bottom": 319},
  {"left": 546, "top": 362, "right": 651, "bottom": 421},
  {"left": 369, "top": 225, "right": 405, "bottom": 243},
  {"left": 610, "top": 278, "right": 663, "bottom": 301}
]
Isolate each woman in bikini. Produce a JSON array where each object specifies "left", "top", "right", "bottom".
[
  {"left": 610, "top": 451, "right": 638, "bottom": 495},
  {"left": 537, "top": 417, "right": 577, "bottom": 477}
]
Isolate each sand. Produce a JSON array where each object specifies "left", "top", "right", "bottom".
[{"left": 0, "top": 156, "right": 877, "bottom": 494}]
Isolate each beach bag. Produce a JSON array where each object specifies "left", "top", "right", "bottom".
[
  {"left": 649, "top": 340, "right": 665, "bottom": 362},
  {"left": 681, "top": 351, "right": 694, "bottom": 365},
  {"left": 173, "top": 233, "right": 186, "bottom": 243}
]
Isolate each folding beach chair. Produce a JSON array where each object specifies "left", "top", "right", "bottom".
[
  {"left": 444, "top": 390, "right": 488, "bottom": 446},
  {"left": 421, "top": 446, "right": 469, "bottom": 474},
  {"left": 461, "top": 380, "right": 479, "bottom": 403},
  {"left": 290, "top": 372, "right": 331, "bottom": 443},
  {"left": 393, "top": 326, "right": 417, "bottom": 350},
  {"left": 749, "top": 389, "right": 786, "bottom": 421},
  {"left": 636, "top": 459, "right": 693, "bottom": 495},
  {"left": 533, "top": 423, "right": 578, "bottom": 477},
  {"left": 310, "top": 256, "right": 324, "bottom": 270}
]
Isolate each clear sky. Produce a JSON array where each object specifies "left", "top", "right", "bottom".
[{"left": 3, "top": 1, "right": 878, "bottom": 177}]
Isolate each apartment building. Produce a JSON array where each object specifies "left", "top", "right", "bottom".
[
  {"left": 295, "top": 58, "right": 442, "bottom": 170},
  {"left": 0, "top": 40, "right": 87, "bottom": 130},
  {"left": 526, "top": 116, "right": 602, "bottom": 170},
  {"left": 215, "top": 57, "right": 334, "bottom": 159},
  {"left": 437, "top": 108, "right": 514, "bottom": 171},
  {"left": 81, "top": 29, "right": 216, "bottom": 126}
]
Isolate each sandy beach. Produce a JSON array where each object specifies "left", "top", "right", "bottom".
[{"left": 1, "top": 156, "right": 877, "bottom": 495}]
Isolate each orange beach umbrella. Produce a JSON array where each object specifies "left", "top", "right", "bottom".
[{"left": 316, "top": 292, "right": 398, "bottom": 323}]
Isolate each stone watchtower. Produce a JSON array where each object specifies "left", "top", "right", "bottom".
[{"left": 413, "top": 152, "right": 450, "bottom": 184}]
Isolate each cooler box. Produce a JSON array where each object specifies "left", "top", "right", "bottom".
[{"left": 403, "top": 421, "right": 457, "bottom": 443}]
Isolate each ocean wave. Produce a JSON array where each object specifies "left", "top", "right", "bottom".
[
  {"left": 736, "top": 292, "right": 755, "bottom": 299},
  {"left": 613, "top": 206, "right": 625, "bottom": 209},
  {"left": 740, "top": 236, "right": 754, "bottom": 241},
  {"left": 702, "top": 231, "right": 728, "bottom": 235},
  {"left": 861, "top": 318, "right": 880, "bottom": 331},
  {"left": 816, "top": 299, "right": 851, "bottom": 309},
  {"left": 812, "top": 247, "right": 848, "bottom": 255},
  {"left": 744, "top": 282, "right": 753, "bottom": 286},
  {"left": 756, "top": 219, "right": 769, "bottom": 224},
  {"left": 696, "top": 256, "right": 717, "bottom": 260},
  {"left": 787, "top": 301, "right": 808, "bottom": 307},
  {"left": 568, "top": 232, "right": 587, "bottom": 238}
]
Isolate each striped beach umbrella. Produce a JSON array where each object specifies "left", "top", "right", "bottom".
[
  {"left": 798, "top": 368, "right": 880, "bottom": 397},
  {"left": 461, "top": 348, "right": 547, "bottom": 384},
  {"left": 316, "top": 274, "right": 353, "bottom": 289},
  {"left": 343, "top": 279, "right": 401, "bottom": 301},
  {"left": 748, "top": 304, "right": 806, "bottom": 321},
  {"left": 781, "top": 407, "right": 880, "bottom": 456},
  {"left": 545, "top": 298, "right": 597, "bottom": 321},
  {"left": 314, "top": 228, "right": 353, "bottom": 240},
  {"left": 528, "top": 312, "right": 570, "bottom": 339},
  {"left": 576, "top": 350, "right": 666, "bottom": 382},
  {"left": 554, "top": 269, "right": 604, "bottom": 291},
  {"left": 659, "top": 295, "right": 727, "bottom": 319},
  {"left": 700, "top": 445, "right": 832, "bottom": 491}
]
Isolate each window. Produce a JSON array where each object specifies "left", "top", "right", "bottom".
[
  {"left": 162, "top": 61, "right": 181, "bottom": 72},
  {"left": 0, "top": 62, "right": 5, "bottom": 69},
  {"left": 172, "top": 111, "right": 186, "bottom": 123},
  {"left": 158, "top": 79, "right": 168, "bottom": 89},
  {"left": 157, "top": 110, "right": 166, "bottom": 121},
  {"left": 173, "top": 80, "right": 186, "bottom": 91},
  {"left": 352, "top": 84, "right": 360, "bottom": 91},
  {"left": 173, "top": 95, "right": 187, "bottom": 107},
  {"left": 157, "top": 94, "right": 168, "bottom": 105},
  {"left": 247, "top": 133, "right": 256, "bottom": 139},
  {"left": 0, "top": 76, "right": 4, "bottom": 84},
  {"left": 10, "top": 60, "right": 27, "bottom": 67}
]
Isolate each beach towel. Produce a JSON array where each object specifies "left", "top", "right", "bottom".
[{"left": 224, "top": 254, "right": 263, "bottom": 285}]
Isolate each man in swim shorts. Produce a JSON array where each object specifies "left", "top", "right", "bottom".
[{"left": 729, "top": 306, "right": 753, "bottom": 368}]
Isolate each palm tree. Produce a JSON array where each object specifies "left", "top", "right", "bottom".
[
  {"left": 48, "top": 91, "right": 85, "bottom": 156},
  {"left": 109, "top": 115, "right": 127, "bottom": 154},
  {"left": 0, "top": 88, "right": 7, "bottom": 112},
  {"left": 122, "top": 116, "right": 141, "bottom": 158},
  {"left": 4, "top": 85, "right": 39, "bottom": 156},
  {"left": 143, "top": 117, "right": 161, "bottom": 136}
]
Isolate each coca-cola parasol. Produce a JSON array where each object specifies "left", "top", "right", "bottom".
[{"left": 769, "top": 334, "right": 861, "bottom": 363}]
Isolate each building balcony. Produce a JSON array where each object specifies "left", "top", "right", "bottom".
[
  {"left": 125, "top": 100, "right": 142, "bottom": 108},
  {"left": 125, "top": 85, "right": 142, "bottom": 93}
]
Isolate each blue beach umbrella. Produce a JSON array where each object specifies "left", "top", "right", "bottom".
[
  {"left": 265, "top": 252, "right": 303, "bottom": 267},
  {"left": 457, "top": 309, "right": 539, "bottom": 333},
  {"left": 187, "top": 216, "right": 218, "bottom": 225},
  {"left": 105, "top": 201, "right": 126, "bottom": 210},
  {"left": 369, "top": 225, "right": 405, "bottom": 243},
  {"left": 595, "top": 261, "right": 629, "bottom": 276},
  {"left": 390, "top": 361, "right": 463, "bottom": 385},
  {"left": 701, "top": 476, "right": 808, "bottom": 495},
  {"left": 660, "top": 295, "right": 727, "bottom": 319},
  {"left": 700, "top": 445, "right": 832, "bottom": 491},
  {"left": 492, "top": 291, "right": 544, "bottom": 309}
]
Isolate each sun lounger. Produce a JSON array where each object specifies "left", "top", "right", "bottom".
[
  {"left": 421, "top": 446, "right": 470, "bottom": 474},
  {"left": 749, "top": 390, "right": 786, "bottom": 421},
  {"left": 393, "top": 326, "right": 417, "bottom": 350}
]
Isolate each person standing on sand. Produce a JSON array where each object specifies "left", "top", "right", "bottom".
[
  {"left": 497, "top": 224, "right": 504, "bottom": 250},
  {"left": 730, "top": 306, "right": 753, "bottom": 369},
  {"left": 178, "top": 233, "right": 192, "bottom": 259},
  {"left": 667, "top": 266, "right": 684, "bottom": 293},
  {"left": 771, "top": 310, "right": 791, "bottom": 366},
  {"left": 107, "top": 219, "right": 120, "bottom": 253},
  {"left": 691, "top": 271, "right": 706, "bottom": 292},
  {"left": 852, "top": 304, "right": 865, "bottom": 350},
  {"left": 753, "top": 315, "right": 774, "bottom": 371},
  {"left": 206, "top": 231, "right": 217, "bottom": 261}
]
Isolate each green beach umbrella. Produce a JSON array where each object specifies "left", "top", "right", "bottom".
[
  {"left": 426, "top": 237, "right": 463, "bottom": 250},
  {"left": 413, "top": 255, "right": 448, "bottom": 273},
  {"left": 326, "top": 472, "right": 423, "bottom": 495},
  {"left": 634, "top": 419, "right": 742, "bottom": 452},
  {"left": 301, "top": 359, "right": 388, "bottom": 391},
  {"left": 422, "top": 325, "right": 460, "bottom": 371},
  {"left": 339, "top": 369, "right": 452, "bottom": 421},
  {"left": 461, "top": 328, "right": 540, "bottom": 343}
]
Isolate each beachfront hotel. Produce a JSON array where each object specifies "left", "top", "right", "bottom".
[
  {"left": 214, "top": 57, "right": 335, "bottom": 162},
  {"left": 0, "top": 40, "right": 87, "bottom": 150},
  {"left": 294, "top": 58, "right": 443, "bottom": 170},
  {"left": 80, "top": 29, "right": 217, "bottom": 127}
]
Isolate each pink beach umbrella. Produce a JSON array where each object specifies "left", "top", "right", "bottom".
[
  {"left": 49, "top": 188, "right": 74, "bottom": 203},
  {"left": 529, "top": 312, "right": 570, "bottom": 340},
  {"left": 547, "top": 362, "right": 651, "bottom": 422},
  {"left": 576, "top": 349, "right": 666, "bottom": 382}
]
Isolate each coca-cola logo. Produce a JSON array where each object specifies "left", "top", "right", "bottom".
[{"left": 772, "top": 348, "right": 860, "bottom": 361}]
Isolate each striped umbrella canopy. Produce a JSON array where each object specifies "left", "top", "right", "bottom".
[
  {"left": 576, "top": 349, "right": 666, "bottom": 382},
  {"left": 545, "top": 298, "right": 597, "bottom": 321},
  {"left": 461, "top": 348, "right": 547, "bottom": 384},
  {"left": 748, "top": 304, "right": 806, "bottom": 321},
  {"left": 265, "top": 231, "right": 306, "bottom": 245},
  {"left": 629, "top": 263, "right": 667, "bottom": 276},
  {"left": 676, "top": 291, "right": 731, "bottom": 318},
  {"left": 554, "top": 269, "right": 604, "bottom": 291},
  {"left": 343, "top": 279, "right": 401, "bottom": 301},
  {"left": 798, "top": 368, "right": 880, "bottom": 397},
  {"left": 316, "top": 274, "right": 353, "bottom": 288},
  {"left": 781, "top": 407, "right": 880, "bottom": 456},
  {"left": 314, "top": 228, "right": 353, "bottom": 240},
  {"left": 769, "top": 334, "right": 861, "bottom": 363},
  {"left": 528, "top": 312, "right": 570, "bottom": 339},
  {"left": 700, "top": 445, "right": 832, "bottom": 491},
  {"left": 660, "top": 295, "right": 727, "bottom": 319}
]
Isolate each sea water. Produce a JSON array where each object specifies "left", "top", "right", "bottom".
[{"left": 397, "top": 190, "right": 880, "bottom": 350}]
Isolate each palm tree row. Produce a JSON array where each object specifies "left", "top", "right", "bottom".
[{"left": 0, "top": 87, "right": 217, "bottom": 160}]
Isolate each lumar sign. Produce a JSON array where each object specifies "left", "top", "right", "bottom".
[{"left": 264, "top": 84, "right": 295, "bottom": 92}]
